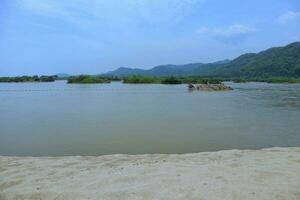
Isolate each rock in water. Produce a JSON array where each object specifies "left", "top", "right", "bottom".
[
  {"left": 188, "top": 84, "right": 195, "bottom": 89},
  {"left": 188, "top": 83, "right": 233, "bottom": 91}
]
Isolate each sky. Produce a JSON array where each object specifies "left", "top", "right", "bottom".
[{"left": 0, "top": 0, "right": 300, "bottom": 76}]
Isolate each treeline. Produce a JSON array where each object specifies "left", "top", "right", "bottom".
[
  {"left": 123, "top": 75, "right": 222, "bottom": 84},
  {"left": 67, "top": 75, "right": 223, "bottom": 84},
  {"left": 0, "top": 75, "right": 55, "bottom": 83},
  {"left": 67, "top": 75, "right": 111, "bottom": 84},
  {"left": 65, "top": 75, "right": 300, "bottom": 84},
  {"left": 71, "top": 75, "right": 300, "bottom": 84},
  {"left": 67, "top": 75, "right": 221, "bottom": 84},
  {"left": 1, "top": 74, "right": 299, "bottom": 84},
  {"left": 231, "top": 77, "right": 300, "bottom": 83}
]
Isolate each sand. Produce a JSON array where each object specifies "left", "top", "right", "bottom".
[{"left": 1, "top": 147, "right": 300, "bottom": 200}]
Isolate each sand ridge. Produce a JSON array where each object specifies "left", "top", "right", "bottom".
[{"left": 1, "top": 147, "right": 300, "bottom": 200}]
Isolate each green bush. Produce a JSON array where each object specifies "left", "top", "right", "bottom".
[
  {"left": 161, "top": 77, "right": 182, "bottom": 84},
  {"left": 67, "top": 75, "right": 111, "bottom": 84},
  {"left": 180, "top": 77, "right": 222, "bottom": 84},
  {"left": 233, "top": 78, "right": 247, "bottom": 83},
  {"left": 263, "top": 77, "right": 300, "bottom": 83},
  {"left": 0, "top": 75, "right": 55, "bottom": 82},
  {"left": 123, "top": 75, "right": 157, "bottom": 84}
]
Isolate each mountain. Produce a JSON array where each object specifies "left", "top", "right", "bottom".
[
  {"left": 56, "top": 73, "right": 70, "bottom": 78},
  {"left": 104, "top": 42, "right": 300, "bottom": 78},
  {"left": 212, "top": 42, "right": 300, "bottom": 78},
  {"left": 105, "top": 61, "right": 229, "bottom": 77},
  {"left": 105, "top": 67, "right": 146, "bottom": 77},
  {"left": 144, "top": 63, "right": 203, "bottom": 76}
]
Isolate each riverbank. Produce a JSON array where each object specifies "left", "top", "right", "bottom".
[{"left": 1, "top": 147, "right": 300, "bottom": 200}]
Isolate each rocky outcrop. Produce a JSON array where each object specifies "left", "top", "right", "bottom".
[{"left": 188, "top": 83, "right": 233, "bottom": 91}]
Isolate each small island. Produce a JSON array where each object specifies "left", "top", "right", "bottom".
[
  {"left": 188, "top": 83, "right": 233, "bottom": 91},
  {"left": 0, "top": 75, "right": 55, "bottom": 83},
  {"left": 122, "top": 75, "right": 223, "bottom": 85},
  {"left": 67, "top": 75, "right": 111, "bottom": 84}
]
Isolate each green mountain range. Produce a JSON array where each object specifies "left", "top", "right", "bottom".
[{"left": 105, "top": 42, "right": 300, "bottom": 78}]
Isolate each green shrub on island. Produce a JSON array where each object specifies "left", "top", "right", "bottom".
[
  {"left": 161, "top": 77, "right": 182, "bottom": 84},
  {"left": 39, "top": 76, "right": 56, "bottom": 82},
  {"left": 230, "top": 77, "right": 300, "bottom": 83},
  {"left": 122, "top": 75, "right": 223, "bottom": 84},
  {"left": 180, "top": 77, "right": 222, "bottom": 84},
  {"left": 232, "top": 78, "right": 248, "bottom": 83},
  {"left": 123, "top": 75, "right": 158, "bottom": 84},
  {"left": 101, "top": 76, "right": 121, "bottom": 81},
  {"left": 0, "top": 75, "right": 55, "bottom": 82},
  {"left": 67, "top": 75, "right": 111, "bottom": 84},
  {"left": 261, "top": 77, "right": 300, "bottom": 83}
]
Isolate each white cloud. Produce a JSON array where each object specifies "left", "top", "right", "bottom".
[
  {"left": 197, "top": 24, "right": 256, "bottom": 37},
  {"left": 16, "top": 0, "right": 99, "bottom": 27},
  {"left": 196, "top": 24, "right": 256, "bottom": 44},
  {"left": 278, "top": 11, "right": 300, "bottom": 24},
  {"left": 16, "top": 0, "right": 205, "bottom": 27},
  {"left": 196, "top": 26, "right": 209, "bottom": 34},
  {"left": 17, "top": 0, "right": 60, "bottom": 16},
  {"left": 213, "top": 24, "right": 256, "bottom": 37}
]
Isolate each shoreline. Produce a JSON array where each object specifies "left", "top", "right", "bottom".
[{"left": 1, "top": 147, "right": 300, "bottom": 200}]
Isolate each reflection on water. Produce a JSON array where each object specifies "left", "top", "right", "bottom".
[{"left": 0, "top": 81, "right": 299, "bottom": 156}]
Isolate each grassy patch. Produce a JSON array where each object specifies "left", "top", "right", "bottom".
[
  {"left": 0, "top": 75, "right": 55, "bottom": 82},
  {"left": 67, "top": 75, "right": 111, "bottom": 84}
]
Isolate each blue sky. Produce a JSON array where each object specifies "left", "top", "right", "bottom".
[{"left": 0, "top": 0, "right": 300, "bottom": 76}]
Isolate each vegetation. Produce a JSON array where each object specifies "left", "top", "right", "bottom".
[
  {"left": 230, "top": 77, "right": 300, "bottom": 83},
  {"left": 123, "top": 75, "right": 158, "bottom": 84},
  {"left": 180, "top": 77, "right": 222, "bottom": 84},
  {"left": 100, "top": 75, "right": 121, "bottom": 81},
  {"left": 161, "top": 77, "right": 182, "bottom": 84},
  {"left": 122, "top": 75, "right": 223, "bottom": 84},
  {"left": 232, "top": 78, "right": 248, "bottom": 83},
  {"left": 67, "top": 75, "right": 111, "bottom": 84},
  {"left": 0, "top": 75, "right": 55, "bottom": 82},
  {"left": 258, "top": 77, "right": 300, "bottom": 83}
]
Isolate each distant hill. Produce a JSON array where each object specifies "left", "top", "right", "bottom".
[
  {"left": 56, "top": 73, "right": 70, "bottom": 78},
  {"left": 104, "top": 42, "right": 300, "bottom": 78},
  {"left": 105, "top": 67, "right": 146, "bottom": 77},
  {"left": 212, "top": 42, "right": 300, "bottom": 78},
  {"left": 105, "top": 60, "right": 229, "bottom": 77}
]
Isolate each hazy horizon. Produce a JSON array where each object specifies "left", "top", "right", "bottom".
[{"left": 1, "top": 0, "right": 300, "bottom": 76}]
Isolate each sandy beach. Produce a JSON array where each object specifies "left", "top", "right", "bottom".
[{"left": 1, "top": 147, "right": 300, "bottom": 200}]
